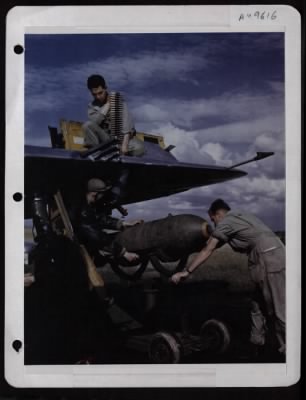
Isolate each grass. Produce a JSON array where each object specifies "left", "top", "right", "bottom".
[{"left": 187, "top": 245, "right": 254, "bottom": 292}]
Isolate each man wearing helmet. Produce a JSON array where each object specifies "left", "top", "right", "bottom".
[{"left": 74, "top": 178, "right": 141, "bottom": 263}]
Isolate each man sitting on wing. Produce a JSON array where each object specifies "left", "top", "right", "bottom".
[{"left": 82, "top": 74, "right": 145, "bottom": 156}]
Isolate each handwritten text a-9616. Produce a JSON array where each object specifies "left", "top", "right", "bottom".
[{"left": 239, "top": 10, "right": 278, "bottom": 22}]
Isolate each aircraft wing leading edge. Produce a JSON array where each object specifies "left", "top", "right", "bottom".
[{"left": 24, "top": 145, "right": 247, "bottom": 217}]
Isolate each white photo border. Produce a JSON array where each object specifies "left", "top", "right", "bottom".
[{"left": 5, "top": 5, "right": 301, "bottom": 388}]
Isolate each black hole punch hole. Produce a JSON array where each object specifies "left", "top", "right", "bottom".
[
  {"left": 12, "top": 340, "right": 22, "bottom": 353},
  {"left": 13, "top": 192, "right": 23, "bottom": 202},
  {"left": 14, "top": 45, "right": 24, "bottom": 54}
]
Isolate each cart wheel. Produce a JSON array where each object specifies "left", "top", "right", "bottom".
[
  {"left": 149, "top": 254, "right": 188, "bottom": 277},
  {"left": 200, "top": 319, "right": 231, "bottom": 354},
  {"left": 149, "top": 332, "right": 181, "bottom": 364},
  {"left": 109, "top": 257, "right": 149, "bottom": 281}
]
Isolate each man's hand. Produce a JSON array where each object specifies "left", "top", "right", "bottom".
[
  {"left": 123, "top": 251, "right": 139, "bottom": 263},
  {"left": 123, "top": 220, "right": 144, "bottom": 227},
  {"left": 24, "top": 273, "right": 35, "bottom": 287},
  {"left": 121, "top": 134, "right": 130, "bottom": 155},
  {"left": 170, "top": 270, "right": 190, "bottom": 284},
  {"left": 100, "top": 102, "right": 110, "bottom": 117},
  {"left": 120, "top": 145, "right": 129, "bottom": 155}
]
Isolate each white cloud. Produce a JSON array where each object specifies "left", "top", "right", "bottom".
[
  {"left": 194, "top": 114, "right": 283, "bottom": 145},
  {"left": 127, "top": 84, "right": 284, "bottom": 174},
  {"left": 253, "top": 132, "right": 284, "bottom": 152},
  {"left": 132, "top": 89, "right": 283, "bottom": 127},
  {"left": 134, "top": 104, "right": 170, "bottom": 123},
  {"left": 227, "top": 175, "right": 285, "bottom": 200},
  {"left": 201, "top": 142, "right": 232, "bottom": 164},
  {"left": 154, "top": 122, "right": 215, "bottom": 164}
]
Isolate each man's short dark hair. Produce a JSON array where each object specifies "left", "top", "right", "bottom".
[
  {"left": 208, "top": 199, "right": 231, "bottom": 215},
  {"left": 87, "top": 75, "right": 106, "bottom": 90}
]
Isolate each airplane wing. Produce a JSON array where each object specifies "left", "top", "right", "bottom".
[{"left": 24, "top": 144, "right": 247, "bottom": 217}]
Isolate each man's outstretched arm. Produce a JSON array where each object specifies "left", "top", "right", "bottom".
[{"left": 171, "top": 236, "right": 219, "bottom": 284}]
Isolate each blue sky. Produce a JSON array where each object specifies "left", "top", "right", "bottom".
[{"left": 25, "top": 32, "right": 285, "bottom": 230}]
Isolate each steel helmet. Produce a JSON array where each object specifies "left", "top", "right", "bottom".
[{"left": 87, "top": 178, "right": 111, "bottom": 192}]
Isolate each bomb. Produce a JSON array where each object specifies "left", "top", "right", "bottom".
[{"left": 115, "top": 214, "right": 212, "bottom": 262}]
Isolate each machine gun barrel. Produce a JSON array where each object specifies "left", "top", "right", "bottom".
[
  {"left": 79, "top": 139, "right": 118, "bottom": 159},
  {"left": 228, "top": 152, "right": 274, "bottom": 169}
]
